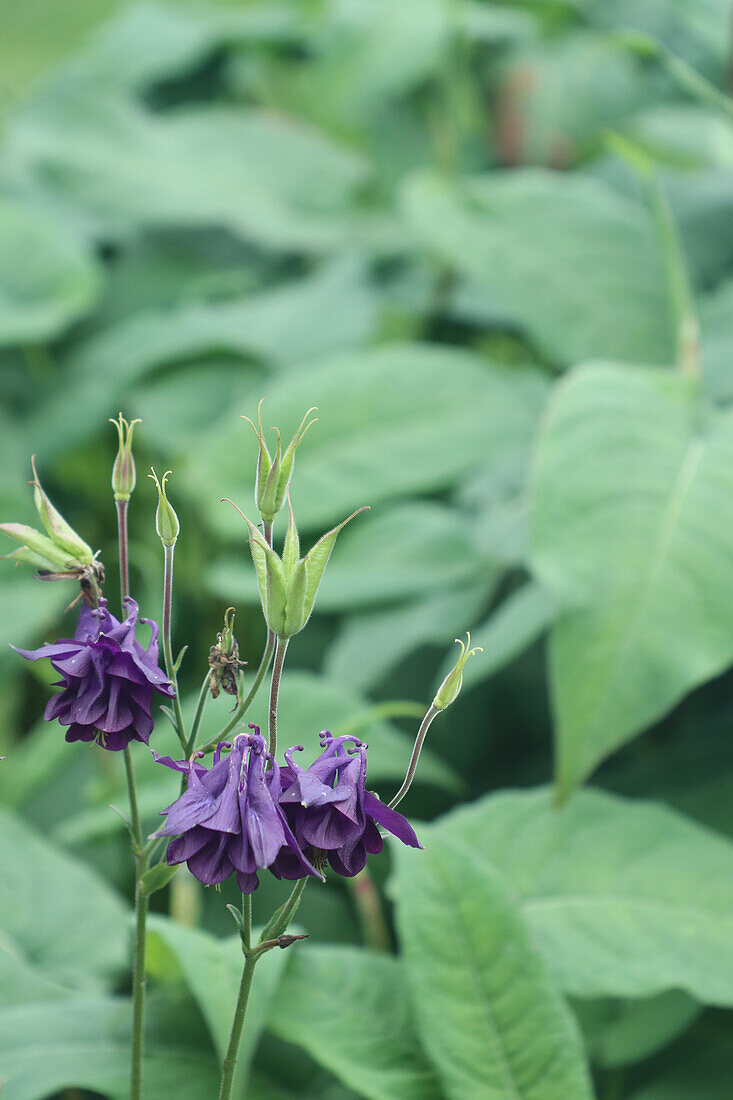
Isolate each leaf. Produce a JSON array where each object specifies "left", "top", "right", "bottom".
[
  {"left": 267, "top": 945, "right": 442, "bottom": 1100},
  {"left": 183, "top": 344, "right": 547, "bottom": 534},
  {"left": 629, "top": 1024, "right": 733, "bottom": 1100},
  {"left": 244, "top": 670, "right": 460, "bottom": 794},
  {"left": 0, "top": 806, "right": 127, "bottom": 989},
  {"left": 435, "top": 581, "right": 557, "bottom": 693},
  {"left": 392, "top": 834, "right": 594, "bottom": 1100},
  {"left": 530, "top": 362, "right": 733, "bottom": 796},
  {"left": 0, "top": 197, "right": 99, "bottom": 347},
  {"left": 7, "top": 92, "right": 368, "bottom": 251},
  {"left": 325, "top": 580, "right": 495, "bottom": 691},
  {"left": 700, "top": 276, "right": 733, "bottom": 404},
  {"left": 209, "top": 502, "right": 488, "bottom": 611},
  {"left": 576, "top": 991, "right": 700, "bottom": 1069},
  {"left": 148, "top": 916, "right": 288, "bottom": 1092},
  {"left": 445, "top": 786, "right": 733, "bottom": 1006},
  {"left": 403, "top": 169, "right": 674, "bottom": 366},
  {"left": 141, "top": 862, "right": 179, "bottom": 896},
  {"left": 0, "top": 995, "right": 219, "bottom": 1100}
]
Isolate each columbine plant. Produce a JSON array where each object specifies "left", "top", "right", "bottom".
[{"left": 1, "top": 406, "right": 479, "bottom": 1100}]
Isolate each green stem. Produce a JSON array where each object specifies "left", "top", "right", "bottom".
[
  {"left": 200, "top": 522, "right": 275, "bottom": 752},
  {"left": 116, "top": 495, "right": 148, "bottom": 1100},
  {"left": 218, "top": 896, "right": 255, "bottom": 1100},
  {"left": 185, "top": 670, "right": 212, "bottom": 755},
  {"left": 389, "top": 704, "right": 440, "bottom": 810},
  {"left": 161, "top": 544, "right": 187, "bottom": 751},
  {"left": 268, "top": 637, "right": 288, "bottom": 759}
]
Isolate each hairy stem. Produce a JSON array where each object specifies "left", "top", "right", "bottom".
[
  {"left": 161, "top": 544, "right": 186, "bottom": 751},
  {"left": 116, "top": 496, "right": 148, "bottom": 1100},
  {"left": 389, "top": 704, "right": 440, "bottom": 810},
  {"left": 268, "top": 637, "right": 288, "bottom": 759}
]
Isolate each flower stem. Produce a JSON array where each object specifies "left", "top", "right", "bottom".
[
  {"left": 116, "top": 500, "right": 130, "bottom": 601},
  {"left": 185, "top": 670, "right": 212, "bottom": 755},
  {"left": 268, "top": 637, "right": 288, "bottom": 759},
  {"left": 161, "top": 543, "right": 187, "bottom": 751},
  {"left": 218, "top": 895, "right": 255, "bottom": 1100},
  {"left": 388, "top": 703, "right": 440, "bottom": 810},
  {"left": 115, "top": 495, "right": 148, "bottom": 1100}
]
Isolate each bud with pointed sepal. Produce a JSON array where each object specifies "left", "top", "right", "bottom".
[
  {"left": 433, "top": 633, "right": 483, "bottom": 711},
  {"left": 30, "top": 455, "right": 95, "bottom": 564},
  {"left": 225, "top": 493, "right": 367, "bottom": 639},
  {"left": 242, "top": 401, "right": 318, "bottom": 525},
  {"left": 149, "top": 468, "right": 180, "bottom": 548},
  {"left": 110, "top": 413, "right": 140, "bottom": 502}
]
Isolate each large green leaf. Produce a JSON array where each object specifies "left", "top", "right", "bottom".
[
  {"left": 403, "top": 169, "right": 674, "bottom": 366},
  {"left": 0, "top": 806, "right": 127, "bottom": 988},
  {"left": 630, "top": 1025, "right": 733, "bottom": 1100},
  {"left": 149, "top": 916, "right": 288, "bottom": 1093},
  {"left": 182, "top": 343, "right": 547, "bottom": 534},
  {"left": 0, "top": 198, "right": 99, "bottom": 346},
  {"left": 0, "top": 995, "right": 218, "bottom": 1100},
  {"left": 445, "top": 786, "right": 733, "bottom": 1005},
  {"left": 7, "top": 91, "right": 367, "bottom": 251},
  {"left": 392, "top": 834, "right": 594, "bottom": 1100},
  {"left": 530, "top": 362, "right": 733, "bottom": 796},
  {"left": 576, "top": 991, "right": 699, "bottom": 1069},
  {"left": 209, "top": 502, "right": 488, "bottom": 610},
  {"left": 268, "top": 946, "right": 442, "bottom": 1100}
]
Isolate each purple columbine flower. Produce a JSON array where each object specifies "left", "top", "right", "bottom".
[
  {"left": 153, "top": 727, "right": 321, "bottom": 893},
  {"left": 276, "top": 732, "right": 422, "bottom": 878},
  {"left": 14, "top": 597, "right": 174, "bottom": 750}
]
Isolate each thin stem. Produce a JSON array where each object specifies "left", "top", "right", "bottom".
[
  {"left": 218, "top": 896, "right": 255, "bottom": 1100},
  {"left": 116, "top": 500, "right": 130, "bottom": 600},
  {"left": 185, "top": 670, "right": 212, "bottom": 755},
  {"left": 161, "top": 544, "right": 187, "bottom": 751},
  {"left": 389, "top": 704, "right": 440, "bottom": 810},
  {"left": 115, "top": 495, "right": 147, "bottom": 1100},
  {"left": 124, "top": 741, "right": 147, "bottom": 1100},
  {"left": 268, "top": 637, "right": 288, "bottom": 759}
]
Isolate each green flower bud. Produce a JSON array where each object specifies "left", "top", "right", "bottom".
[
  {"left": 242, "top": 401, "right": 318, "bottom": 525},
  {"left": 0, "top": 522, "right": 76, "bottom": 572},
  {"left": 149, "top": 468, "right": 180, "bottom": 547},
  {"left": 225, "top": 495, "right": 367, "bottom": 639},
  {"left": 30, "top": 455, "right": 94, "bottom": 564},
  {"left": 110, "top": 413, "right": 140, "bottom": 502},
  {"left": 433, "top": 633, "right": 483, "bottom": 711}
]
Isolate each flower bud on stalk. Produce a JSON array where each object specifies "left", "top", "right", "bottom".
[
  {"left": 0, "top": 456, "right": 103, "bottom": 607},
  {"left": 242, "top": 401, "right": 318, "bottom": 525},
  {"left": 149, "top": 468, "right": 179, "bottom": 548},
  {"left": 110, "top": 413, "right": 140, "bottom": 502},
  {"left": 433, "top": 633, "right": 483, "bottom": 711}
]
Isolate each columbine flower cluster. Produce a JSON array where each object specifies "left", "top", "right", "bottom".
[
  {"left": 154, "top": 727, "right": 421, "bottom": 892},
  {"left": 15, "top": 597, "right": 174, "bottom": 750}
]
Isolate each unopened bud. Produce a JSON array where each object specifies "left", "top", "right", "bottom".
[
  {"left": 433, "top": 633, "right": 483, "bottom": 711},
  {"left": 30, "top": 456, "right": 94, "bottom": 565},
  {"left": 224, "top": 495, "right": 367, "bottom": 639},
  {"left": 110, "top": 413, "right": 140, "bottom": 502},
  {"left": 242, "top": 401, "right": 318, "bottom": 525},
  {"left": 149, "top": 468, "right": 179, "bottom": 547}
]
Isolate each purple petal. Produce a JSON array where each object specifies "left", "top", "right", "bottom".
[{"left": 364, "top": 791, "right": 422, "bottom": 849}]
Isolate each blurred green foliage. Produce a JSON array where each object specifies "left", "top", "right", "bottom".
[{"left": 3, "top": 1, "right": 733, "bottom": 1097}]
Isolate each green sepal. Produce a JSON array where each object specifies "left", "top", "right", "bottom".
[
  {"left": 149, "top": 468, "right": 180, "bottom": 547},
  {"left": 141, "top": 862, "right": 178, "bottom": 896},
  {"left": 281, "top": 494, "right": 300, "bottom": 579},
  {"left": 3, "top": 544, "right": 64, "bottom": 571},
  {"left": 282, "top": 559, "right": 308, "bottom": 638},
  {"left": 0, "top": 522, "right": 76, "bottom": 571},
  {"left": 242, "top": 402, "right": 318, "bottom": 524},
  {"left": 301, "top": 507, "right": 369, "bottom": 626}
]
